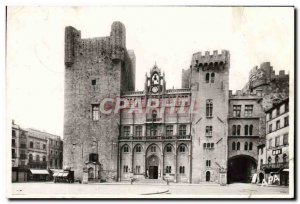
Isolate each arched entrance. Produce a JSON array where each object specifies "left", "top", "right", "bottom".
[
  {"left": 206, "top": 171, "right": 211, "bottom": 182},
  {"left": 147, "top": 155, "right": 160, "bottom": 179},
  {"left": 228, "top": 155, "right": 257, "bottom": 183}
]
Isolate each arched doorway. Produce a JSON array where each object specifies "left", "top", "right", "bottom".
[
  {"left": 206, "top": 171, "right": 211, "bottom": 182},
  {"left": 88, "top": 167, "right": 94, "bottom": 180},
  {"left": 228, "top": 155, "right": 257, "bottom": 183},
  {"left": 147, "top": 155, "right": 160, "bottom": 179}
]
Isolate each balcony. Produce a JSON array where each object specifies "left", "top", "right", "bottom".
[
  {"left": 146, "top": 118, "right": 162, "bottom": 123},
  {"left": 119, "top": 135, "right": 191, "bottom": 141},
  {"left": 261, "top": 162, "right": 289, "bottom": 170}
]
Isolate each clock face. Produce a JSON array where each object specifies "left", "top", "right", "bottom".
[{"left": 151, "top": 86, "right": 159, "bottom": 93}]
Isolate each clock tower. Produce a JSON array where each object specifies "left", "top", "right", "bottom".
[{"left": 145, "top": 63, "right": 166, "bottom": 94}]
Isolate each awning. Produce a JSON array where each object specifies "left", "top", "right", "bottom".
[
  {"left": 282, "top": 169, "right": 289, "bottom": 172},
  {"left": 57, "top": 172, "right": 64, "bottom": 177},
  {"left": 62, "top": 172, "right": 69, "bottom": 177},
  {"left": 30, "top": 169, "right": 49, "bottom": 175},
  {"left": 53, "top": 173, "right": 59, "bottom": 177}
]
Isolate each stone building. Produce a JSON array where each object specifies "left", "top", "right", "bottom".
[
  {"left": 259, "top": 98, "right": 289, "bottom": 186},
  {"left": 12, "top": 121, "right": 28, "bottom": 182},
  {"left": 227, "top": 90, "right": 265, "bottom": 183},
  {"left": 63, "top": 21, "right": 290, "bottom": 184},
  {"left": 47, "top": 134, "right": 63, "bottom": 170}
]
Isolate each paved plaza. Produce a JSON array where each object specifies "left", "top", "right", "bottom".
[{"left": 10, "top": 182, "right": 292, "bottom": 199}]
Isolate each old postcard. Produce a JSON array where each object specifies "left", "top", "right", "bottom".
[{"left": 7, "top": 6, "right": 294, "bottom": 199}]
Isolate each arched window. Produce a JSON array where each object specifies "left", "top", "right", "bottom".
[
  {"left": 179, "top": 145, "right": 186, "bottom": 153},
  {"left": 268, "top": 156, "right": 272, "bottom": 164},
  {"left": 275, "top": 155, "right": 279, "bottom": 163},
  {"left": 237, "top": 142, "right": 240, "bottom": 150},
  {"left": 244, "top": 125, "right": 249, "bottom": 135},
  {"left": 36, "top": 155, "right": 40, "bottom": 162},
  {"left": 123, "top": 145, "right": 129, "bottom": 153},
  {"left": 249, "top": 125, "right": 253, "bottom": 135},
  {"left": 237, "top": 125, "right": 241, "bottom": 135},
  {"left": 244, "top": 142, "right": 248, "bottom": 150},
  {"left": 249, "top": 142, "right": 253, "bottom": 150},
  {"left": 232, "top": 142, "right": 236, "bottom": 150},
  {"left": 29, "top": 154, "right": 33, "bottom": 162},
  {"left": 135, "top": 145, "right": 141, "bottom": 152},
  {"left": 211, "top": 73, "right": 215, "bottom": 83},
  {"left": 232, "top": 125, "right": 236, "bottom": 135},
  {"left": 205, "top": 73, "right": 210, "bottom": 83}
]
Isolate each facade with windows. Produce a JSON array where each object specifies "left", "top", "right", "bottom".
[
  {"left": 227, "top": 90, "right": 266, "bottom": 183},
  {"left": 259, "top": 98, "right": 289, "bottom": 186},
  {"left": 12, "top": 121, "right": 28, "bottom": 182},
  {"left": 63, "top": 22, "right": 290, "bottom": 184}
]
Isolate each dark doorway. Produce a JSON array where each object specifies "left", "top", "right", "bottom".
[
  {"left": 206, "top": 171, "right": 210, "bottom": 182},
  {"left": 259, "top": 173, "right": 264, "bottom": 183},
  {"left": 149, "top": 166, "right": 158, "bottom": 179},
  {"left": 228, "top": 155, "right": 257, "bottom": 183}
]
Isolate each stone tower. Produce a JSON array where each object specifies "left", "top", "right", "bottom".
[
  {"left": 63, "top": 21, "right": 135, "bottom": 180},
  {"left": 189, "top": 50, "right": 230, "bottom": 183}
]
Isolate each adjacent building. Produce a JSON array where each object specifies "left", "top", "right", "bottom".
[
  {"left": 12, "top": 121, "right": 28, "bottom": 182},
  {"left": 11, "top": 122, "right": 63, "bottom": 182},
  {"left": 259, "top": 98, "right": 289, "bottom": 186}
]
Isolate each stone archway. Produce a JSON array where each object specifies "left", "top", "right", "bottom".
[
  {"left": 228, "top": 155, "right": 257, "bottom": 183},
  {"left": 146, "top": 155, "right": 160, "bottom": 179}
]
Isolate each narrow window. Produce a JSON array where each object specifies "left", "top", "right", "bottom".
[
  {"left": 211, "top": 73, "right": 215, "bottom": 83},
  {"left": 284, "top": 116, "right": 289, "bottom": 127},
  {"left": 179, "top": 125, "right": 187, "bottom": 136},
  {"left": 166, "top": 125, "right": 173, "bottom": 136},
  {"left": 275, "top": 155, "right": 279, "bottom": 163},
  {"left": 206, "top": 99, "right": 213, "bottom": 117},
  {"left": 205, "top": 73, "right": 210, "bottom": 83},
  {"left": 276, "top": 120, "right": 280, "bottom": 130},
  {"left": 123, "top": 126, "right": 130, "bottom": 137},
  {"left": 244, "top": 125, "right": 249, "bottom": 136},
  {"left": 283, "top": 134, "right": 288, "bottom": 145},
  {"left": 123, "top": 145, "right": 129, "bottom": 152},
  {"left": 232, "top": 125, "right": 236, "bottom": 135},
  {"left": 268, "top": 157, "right": 272, "bottom": 164},
  {"left": 135, "top": 126, "right": 142, "bottom": 137},
  {"left": 237, "top": 125, "right": 241, "bottom": 136},
  {"left": 249, "top": 142, "right": 253, "bottom": 150},
  {"left": 244, "top": 142, "right": 248, "bottom": 150},
  {"left": 179, "top": 145, "right": 186, "bottom": 153},
  {"left": 92, "top": 104, "right": 99, "bottom": 121},
  {"left": 237, "top": 142, "right": 240, "bottom": 150},
  {"left": 206, "top": 160, "right": 211, "bottom": 167},
  {"left": 269, "top": 124, "right": 272, "bottom": 133},
  {"left": 179, "top": 166, "right": 185, "bottom": 174},
  {"left": 205, "top": 126, "right": 213, "bottom": 136},
  {"left": 249, "top": 125, "right": 253, "bottom": 135},
  {"left": 166, "top": 145, "right": 172, "bottom": 152},
  {"left": 285, "top": 103, "right": 289, "bottom": 112},
  {"left": 232, "top": 142, "right": 236, "bottom": 150}
]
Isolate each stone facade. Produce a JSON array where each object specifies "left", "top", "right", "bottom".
[
  {"left": 63, "top": 22, "right": 290, "bottom": 184},
  {"left": 63, "top": 21, "right": 135, "bottom": 180}
]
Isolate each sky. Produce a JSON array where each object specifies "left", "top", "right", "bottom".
[{"left": 6, "top": 7, "right": 294, "bottom": 137}]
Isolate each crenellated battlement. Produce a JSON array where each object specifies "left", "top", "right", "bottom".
[
  {"left": 64, "top": 21, "right": 127, "bottom": 67},
  {"left": 229, "top": 89, "right": 263, "bottom": 98},
  {"left": 191, "top": 50, "right": 230, "bottom": 67}
]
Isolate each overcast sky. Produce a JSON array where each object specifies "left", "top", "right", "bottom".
[{"left": 7, "top": 7, "right": 294, "bottom": 137}]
